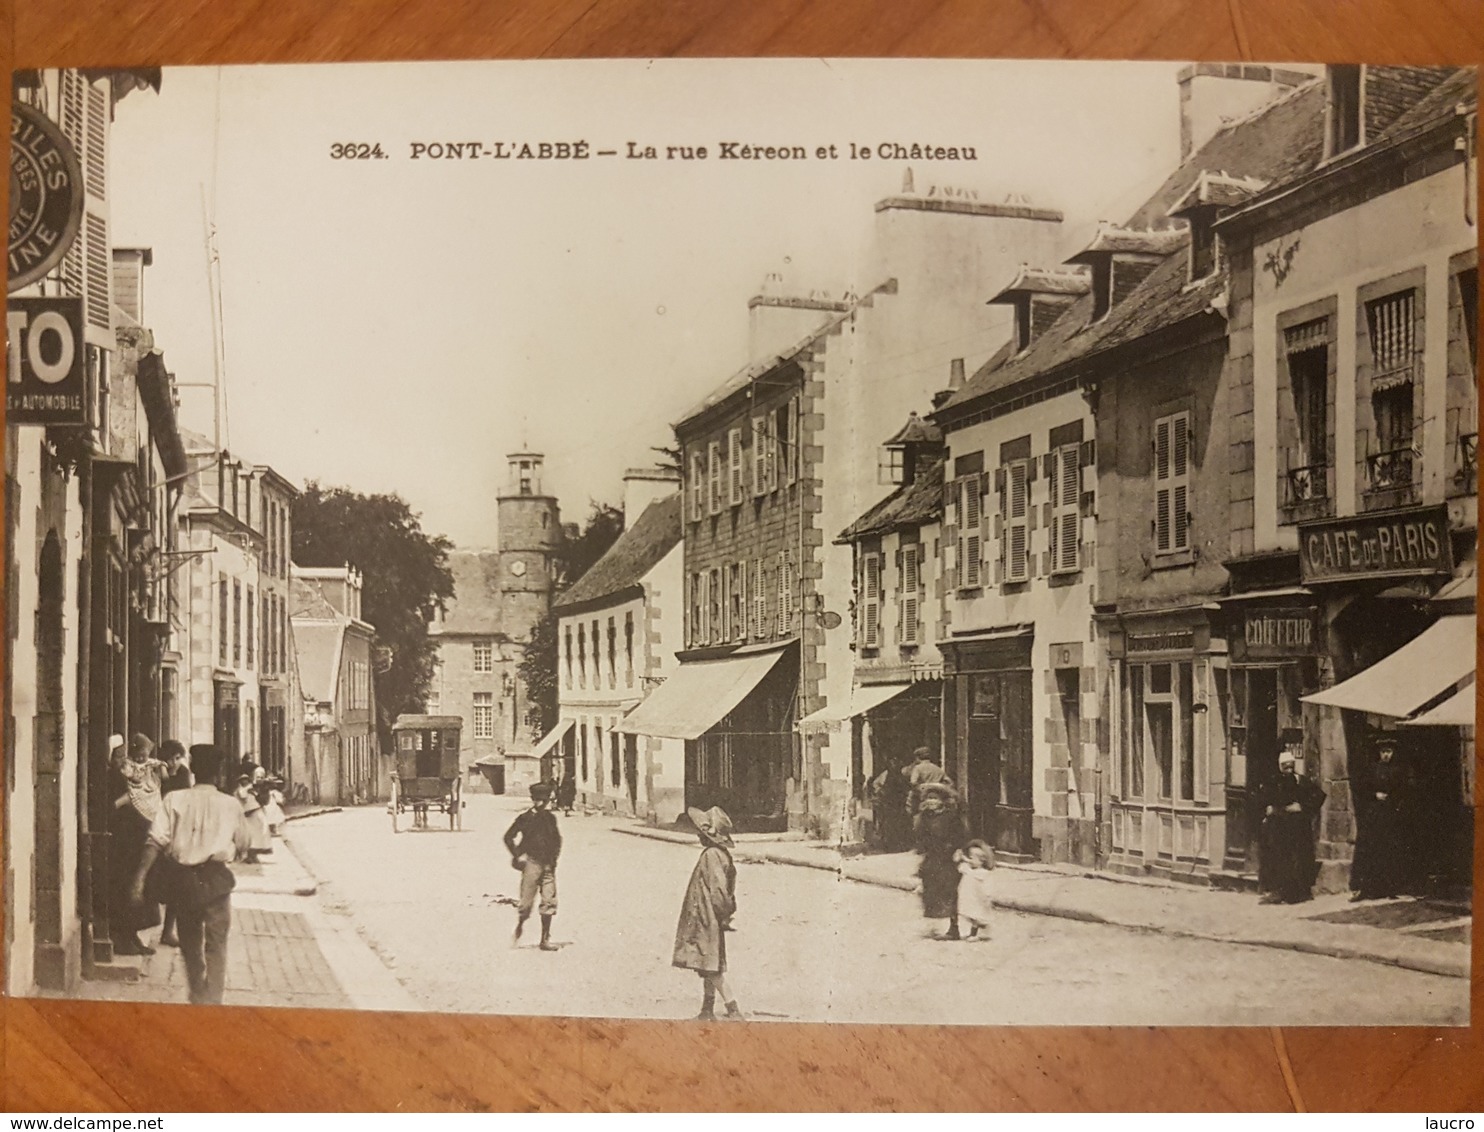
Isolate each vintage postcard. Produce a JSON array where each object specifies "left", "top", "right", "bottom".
[{"left": 5, "top": 58, "right": 1476, "bottom": 1026}]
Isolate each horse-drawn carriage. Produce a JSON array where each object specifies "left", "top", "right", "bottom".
[{"left": 390, "top": 715, "right": 464, "bottom": 832}]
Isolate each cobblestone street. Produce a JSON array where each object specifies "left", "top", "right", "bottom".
[{"left": 284, "top": 795, "right": 1469, "bottom": 1026}]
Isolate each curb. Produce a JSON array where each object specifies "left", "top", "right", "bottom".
[
  {"left": 612, "top": 823, "right": 1469, "bottom": 980},
  {"left": 284, "top": 806, "right": 343, "bottom": 823}
]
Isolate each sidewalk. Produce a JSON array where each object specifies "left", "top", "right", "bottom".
[
  {"left": 610, "top": 819, "right": 1471, "bottom": 980},
  {"left": 84, "top": 834, "right": 418, "bottom": 1011}
]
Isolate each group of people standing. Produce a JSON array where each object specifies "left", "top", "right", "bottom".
[{"left": 106, "top": 733, "right": 287, "bottom": 1004}]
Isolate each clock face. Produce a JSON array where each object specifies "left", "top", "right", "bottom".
[{"left": 509, "top": 560, "right": 527, "bottom": 577}]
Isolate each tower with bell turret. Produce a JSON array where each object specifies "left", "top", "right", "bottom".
[{"left": 497, "top": 451, "right": 561, "bottom": 638}]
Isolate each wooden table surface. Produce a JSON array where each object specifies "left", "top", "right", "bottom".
[{"left": 4, "top": 0, "right": 1482, "bottom": 1112}]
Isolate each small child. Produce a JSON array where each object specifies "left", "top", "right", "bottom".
[
  {"left": 955, "top": 839, "right": 996, "bottom": 940},
  {"left": 263, "top": 776, "right": 287, "bottom": 836}
]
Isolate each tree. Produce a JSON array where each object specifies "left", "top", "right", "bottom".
[
  {"left": 519, "top": 499, "right": 625, "bottom": 735},
  {"left": 292, "top": 483, "right": 455, "bottom": 738}
]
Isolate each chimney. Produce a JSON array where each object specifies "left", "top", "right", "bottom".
[
  {"left": 1177, "top": 63, "right": 1319, "bottom": 160},
  {"left": 948, "top": 358, "right": 965, "bottom": 389},
  {"left": 747, "top": 273, "right": 852, "bottom": 363},
  {"left": 111, "top": 247, "right": 153, "bottom": 324},
  {"left": 622, "top": 466, "right": 681, "bottom": 523}
]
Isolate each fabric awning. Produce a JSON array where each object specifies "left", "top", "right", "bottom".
[
  {"left": 530, "top": 718, "right": 575, "bottom": 758},
  {"left": 1403, "top": 679, "right": 1477, "bottom": 727},
  {"left": 1302, "top": 615, "right": 1477, "bottom": 718},
  {"left": 615, "top": 649, "right": 787, "bottom": 739},
  {"left": 797, "top": 683, "right": 912, "bottom": 729}
]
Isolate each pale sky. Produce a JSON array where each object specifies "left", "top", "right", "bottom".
[{"left": 109, "top": 58, "right": 1183, "bottom": 547}]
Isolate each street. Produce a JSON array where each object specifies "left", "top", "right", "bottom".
[{"left": 284, "top": 795, "right": 1467, "bottom": 1026}]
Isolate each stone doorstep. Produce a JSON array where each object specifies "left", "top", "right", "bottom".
[{"left": 83, "top": 954, "right": 143, "bottom": 983}]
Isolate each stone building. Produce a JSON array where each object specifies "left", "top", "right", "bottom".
[
  {"left": 1215, "top": 65, "right": 1477, "bottom": 892},
  {"left": 426, "top": 451, "right": 562, "bottom": 795},
  {"left": 292, "top": 566, "right": 382, "bottom": 804},
  {"left": 553, "top": 470, "right": 684, "bottom": 822}
]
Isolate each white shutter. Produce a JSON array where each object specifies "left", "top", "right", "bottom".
[
  {"left": 690, "top": 452, "right": 704, "bottom": 521},
  {"left": 787, "top": 397, "right": 801, "bottom": 484},
  {"left": 1006, "top": 461, "right": 1030, "bottom": 582},
  {"left": 1155, "top": 413, "right": 1191, "bottom": 553},
  {"left": 753, "top": 417, "right": 768, "bottom": 496},
  {"left": 963, "top": 479, "right": 982, "bottom": 587},
  {"left": 58, "top": 72, "right": 113, "bottom": 342},
  {"left": 900, "top": 545, "right": 920, "bottom": 646},
  {"left": 708, "top": 440, "right": 722, "bottom": 514},
  {"left": 728, "top": 428, "right": 744, "bottom": 505},
  {"left": 1172, "top": 413, "right": 1190, "bottom": 550},
  {"left": 754, "top": 558, "right": 767, "bottom": 638},
  {"left": 765, "top": 417, "right": 779, "bottom": 492},
  {"left": 1054, "top": 443, "right": 1082, "bottom": 573},
  {"left": 1155, "top": 417, "right": 1172, "bottom": 553},
  {"left": 776, "top": 551, "right": 792, "bottom": 635},
  {"left": 862, "top": 553, "right": 881, "bottom": 648}
]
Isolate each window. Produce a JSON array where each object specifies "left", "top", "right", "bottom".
[
  {"left": 623, "top": 611, "right": 634, "bottom": 686},
  {"left": 1047, "top": 444, "right": 1082, "bottom": 574},
  {"left": 427, "top": 686, "right": 440, "bottom": 713},
  {"left": 473, "top": 640, "right": 495, "bottom": 673},
  {"left": 611, "top": 729, "right": 621, "bottom": 789},
  {"left": 606, "top": 617, "right": 616, "bottom": 689},
  {"left": 246, "top": 586, "right": 255, "bottom": 669},
  {"left": 1283, "top": 318, "right": 1332, "bottom": 504},
  {"left": 728, "top": 427, "right": 745, "bottom": 505},
  {"left": 787, "top": 397, "right": 800, "bottom": 484},
  {"left": 1002, "top": 462, "right": 1030, "bottom": 582},
  {"left": 1327, "top": 64, "right": 1363, "bottom": 157},
  {"left": 593, "top": 724, "right": 605, "bottom": 792},
  {"left": 1189, "top": 215, "right": 1217, "bottom": 281},
  {"left": 900, "top": 544, "right": 921, "bottom": 647},
  {"left": 729, "top": 563, "right": 743, "bottom": 642},
  {"left": 690, "top": 450, "right": 705, "bottom": 521},
  {"left": 219, "top": 575, "right": 229, "bottom": 665},
  {"left": 232, "top": 580, "right": 242, "bottom": 665},
  {"left": 709, "top": 568, "right": 722, "bottom": 644},
  {"left": 689, "top": 573, "right": 703, "bottom": 647},
  {"left": 956, "top": 475, "right": 984, "bottom": 588},
  {"left": 279, "top": 506, "right": 289, "bottom": 579},
  {"left": 1461, "top": 268, "right": 1479, "bottom": 372},
  {"left": 1122, "top": 660, "right": 1202, "bottom": 805},
  {"left": 878, "top": 446, "right": 905, "bottom": 486},
  {"left": 473, "top": 692, "right": 495, "bottom": 739},
  {"left": 752, "top": 415, "right": 770, "bottom": 496},
  {"left": 1366, "top": 290, "right": 1418, "bottom": 491},
  {"left": 708, "top": 440, "right": 723, "bottom": 514},
  {"left": 577, "top": 623, "right": 587, "bottom": 688},
  {"left": 776, "top": 551, "right": 793, "bottom": 636},
  {"left": 279, "top": 600, "right": 287, "bottom": 673},
  {"left": 860, "top": 552, "right": 881, "bottom": 648},
  {"left": 564, "top": 625, "right": 573, "bottom": 689},
  {"left": 753, "top": 558, "right": 767, "bottom": 639},
  {"left": 1154, "top": 412, "right": 1191, "bottom": 553},
  {"left": 580, "top": 717, "right": 589, "bottom": 782},
  {"left": 591, "top": 620, "right": 600, "bottom": 684},
  {"left": 775, "top": 401, "right": 793, "bottom": 487},
  {"left": 260, "top": 592, "right": 270, "bottom": 675}
]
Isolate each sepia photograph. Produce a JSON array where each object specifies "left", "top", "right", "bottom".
[{"left": 5, "top": 56, "right": 1477, "bottom": 1030}]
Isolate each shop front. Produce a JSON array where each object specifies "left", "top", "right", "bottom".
[
  {"left": 1103, "top": 609, "right": 1230, "bottom": 882},
  {"left": 942, "top": 629, "right": 1035, "bottom": 860},
  {"left": 616, "top": 641, "right": 797, "bottom": 832}
]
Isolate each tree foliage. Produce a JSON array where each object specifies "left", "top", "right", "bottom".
[
  {"left": 292, "top": 483, "right": 455, "bottom": 736},
  {"left": 520, "top": 499, "right": 625, "bottom": 735}
]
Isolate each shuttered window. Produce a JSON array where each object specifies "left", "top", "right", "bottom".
[
  {"left": 728, "top": 428, "right": 744, "bottom": 505},
  {"left": 776, "top": 551, "right": 792, "bottom": 635},
  {"left": 58, "top": 72, "right": 112, "bottom": 335},
  {"left": 730, "top": 562, "right": 744, "bottom": 641},
  {"left": 955, "top": 476, "right": 983, "bottom": 589},
  {"left": 689, "top": 452, "right": 704, "bottom": 521},
  {"left": 752, "top": 416, "right": 769, "bottom": 496},
  {"left": 786, "top": 397, "right": 801, "bottom": 484},
  {"left": 708, "top": 441, "right": 722, "bottom": 514},
  {"left": 1366, "top": 290, "right": 1417, "bottom": 390},
  {"left": 861, "top": 552, "right": 881, "bottom": 648},
  {"left": 900, "top": 544, "right": 921, "bottom": 646},
  {"left": 1004, "top": 461, "right": 1030, "bottom": 582},
  {"left": 753, "top": 558, "right": 767, "bottom": 638},
  {"left": 1048, "top": 443, "right": 1082, "bottom": 574},
  {"left": 1154, "top": 412, "right": 1192, "bottom": 553}
]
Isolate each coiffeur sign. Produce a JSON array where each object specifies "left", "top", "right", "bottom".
[
  {"left": 1299, "top": 504, "right": 1453, "bottom": 583},
  {"left": 9, "top": 101, "right": 83, "bottom": 292}
]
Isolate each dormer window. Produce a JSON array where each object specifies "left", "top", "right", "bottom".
[
  {"left": 1189, "top": 213, "right": 1218, "bottom": 281},
  {"left": 1327, "top": 65, "right": 1364, "bottom": 157},
  {"left": 987, "top": 265, "right": 1092, "bottom": 346},
  {"left": 1089, "top": 257, "right": 1113, "bottom": 321}
]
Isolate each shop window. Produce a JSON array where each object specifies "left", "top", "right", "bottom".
[
  {"left": 1122, "top": 665, "right": 1146, "bottom": 800},
  {"left": 1124, "top": 660, "right": 1199, "bottom": 805},
  {"left": 1153, "top": 412, "right": 1191, "bottom": 554}
]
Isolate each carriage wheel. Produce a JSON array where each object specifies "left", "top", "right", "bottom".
[
  {"left": 451, "top": 777, "right": 462, "bottom": 830},
  {"left": 390, "top": 778, "right": 401, "bottom": 834}
]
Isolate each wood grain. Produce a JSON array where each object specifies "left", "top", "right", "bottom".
[{"left": 4, "top": 0, "right": 1482, "bottom": 1112}]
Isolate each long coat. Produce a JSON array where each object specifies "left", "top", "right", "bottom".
[
  {"left": 672, "top": 844, "right": 736, "bottom": 974},
  {"left": 1256, "top": 771, "right": 1325, "bottom": 902}
]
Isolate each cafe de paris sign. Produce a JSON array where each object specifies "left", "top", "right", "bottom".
[{"left": 9, "top": 102, "right": 83, "bottom": 293}]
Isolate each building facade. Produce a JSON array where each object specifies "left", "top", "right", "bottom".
[
  {"left": 553, "top": 472, "right": 684, "bottom": 822},
  {"left": 292, "top": 566, "right": 382, "bottom": 804},
  {"left": 426, "top": 451, "right": 562, "bottom": 795},
  {"left": 1217, "top": 65, "right": 1477, "bottom": 892}
]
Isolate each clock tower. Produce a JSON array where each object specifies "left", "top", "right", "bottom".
[{"left": 496, "top": 450, "right": 561, "bottom": 645}]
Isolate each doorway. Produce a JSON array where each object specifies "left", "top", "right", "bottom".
[
  {"left": 1226, "top": 667, "right": 1279, "bottom": 872},
  {"left": 965, "top": 669, "right": 1034, "bottom": 857}
]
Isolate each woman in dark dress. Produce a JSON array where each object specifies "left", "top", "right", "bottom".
[
  {"left": 914, "top": 780, "right": 967, "bottom": 939},
  {"left": 1350, "top": 738, "right": 1409, "bottom": 901},
  {"left": 1256, "top": 752, "right": 1326, "bottom": 904}
]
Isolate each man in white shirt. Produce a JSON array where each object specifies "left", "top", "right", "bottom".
[{"left": 131, "top": 744, "right": 252, "bottom": 1004}]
